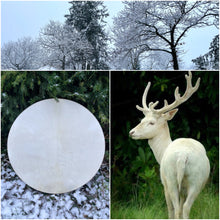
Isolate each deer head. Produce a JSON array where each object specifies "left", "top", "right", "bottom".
[{"left": 129, "top": 72, "right": 200, "bottom": 140}]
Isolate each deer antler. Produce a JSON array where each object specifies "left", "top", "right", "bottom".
[
  {"left": 136, "top": 71, "right": 201, "bottom": 115},
  {"left": 136, "top": 82, "right": 151, "bottom": 113}
]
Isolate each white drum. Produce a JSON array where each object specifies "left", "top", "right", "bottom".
[{"left": 8, "top": 99, "right": 105, "bottom": 194}]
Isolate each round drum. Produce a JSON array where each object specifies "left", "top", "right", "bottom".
[{"left": 7, "top": 99, "right": 105, "bottom": 194}]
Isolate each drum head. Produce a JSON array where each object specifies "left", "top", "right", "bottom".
[{"left": 7, "top": 99, "right": 105, "bottom": 194}]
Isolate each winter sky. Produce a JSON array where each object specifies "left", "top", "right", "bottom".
[{"left": 1, "top": 1, "right": 218, "bottom": 69}]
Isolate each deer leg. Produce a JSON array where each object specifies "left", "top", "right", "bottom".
[
  {"left": 162, "top": 174, "right": 180, "bottom": 219},
  {"left": 171, "top": 192, "right": 180, "bottom": 219},
  {"left": 164, "top": 186, "right": 174, "bottom": 219},
  {"left": 168, "top": 185, "right": 181, "bottom": 219},
  {"left": 183, "top": 187, "right": 200, "bottom": 219}
]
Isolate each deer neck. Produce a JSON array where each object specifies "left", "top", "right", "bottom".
[{"left": 148, "top": 123, "right": 172, "bottom": 165}]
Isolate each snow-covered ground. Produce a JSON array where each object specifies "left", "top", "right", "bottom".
[{"left": 1, "top": 154, "right": 109, "bottom": 219}]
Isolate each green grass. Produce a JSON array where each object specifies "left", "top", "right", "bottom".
[
  {"left": 190, "top": 186, "right": 219, "bottom": 219},
  {"left": 111, "top": 199, "right": 167, "bottom": 219},
  {"left": 111, "top": 186, "right": 219, "bottom": 219}
]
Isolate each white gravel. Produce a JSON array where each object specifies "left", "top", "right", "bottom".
[{"left": 1, "top": 154, "right": 109, "bottom": 219}]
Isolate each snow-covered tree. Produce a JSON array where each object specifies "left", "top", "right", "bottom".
[
  {"left": 110, "top": 38, "right": 173, "bottom": 70},
  {"left": 192, "top": 34, "right": 219, "bottom": 70},
  {"left": 112, "top": 1, "right": 219, "bottom": 70},
  {"left": 1, "top": 37, "right": 40, "bottom": 70},
  {"left": 39, "top": 21, "right": 94, "bottom": 70},
  {"left": 110, "top": 47, "right": 142, "bottom": 70},
  {"left": 141, "top": 51, "right": 173, "bottom": 70},
  {"left": 65, "top": 25, "right": 94, "bottom": 70},
  {"left": 209, "top": 34, "right": 219, "bottom": 69},
  {"left": 38, "top": 21, "right": 70, "bottom": 70},
  {"left": 65, "top": 1, "right": 109, "bottom": 69},
  {"left": 39, "top": 20, "right": 96, "bottom": 70}
]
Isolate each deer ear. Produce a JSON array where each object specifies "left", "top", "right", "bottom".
[{"left": 163, "top": 109, "right": 178, "bottom": 121}]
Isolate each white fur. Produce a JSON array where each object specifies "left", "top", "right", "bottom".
[
  {"left": 160, "top": 138, "right": 210, "bottom": 219},
  {"left": 130, "top": 115, "right": 210, "bottom": 219},
  {"left": 129, "top": 72, "right": 210, "bottom": 219}
]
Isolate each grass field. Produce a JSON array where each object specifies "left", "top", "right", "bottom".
[{"left": 111, "top": 185, "right": 219, "bottom": 219}]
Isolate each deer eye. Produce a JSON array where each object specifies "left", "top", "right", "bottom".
[{"left": 149, "top": 122, "right": 155, "bottom": 125}]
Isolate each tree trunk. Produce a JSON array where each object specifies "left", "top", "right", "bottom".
[
  {"left": 62, "top": 55, "right": 66, "bottom": 70},
  {"left": 171, "top": 47, "right": 179, "bottom": 70},
  {"left": 170, "top": 30, "right": 179, "bottom": 70}
]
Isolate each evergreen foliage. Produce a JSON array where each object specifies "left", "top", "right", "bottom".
[
  {"left": 111, "top": 71, "right": 219, "bottom": 203},
  {"left": 38, "top": 21, "right": 95, "bottom": 70},
  {"left": 1, "top": 71, "right": 109, "bottom": 155},
  {"left": 65, "top": 1, "right": 109, "bottom": 69},
  {"left": 192, "top": 35, "right": 219, "bottom": 70}
]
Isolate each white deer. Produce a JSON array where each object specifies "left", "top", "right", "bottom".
[{"left": 129, "top": 72, "right": 210, "bottom": 219}]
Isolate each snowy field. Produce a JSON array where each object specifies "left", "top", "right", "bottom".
[{"left": 1, "top": 154, "right": 110, "bottom": 219}]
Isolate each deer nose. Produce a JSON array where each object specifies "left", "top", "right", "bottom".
[{"left": 129, "top": 130, "right": 135, "bottom": 137}]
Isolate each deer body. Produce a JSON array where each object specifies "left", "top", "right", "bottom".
[{"left": 129, "top": 72, "right": 210, "bottom": 219}]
